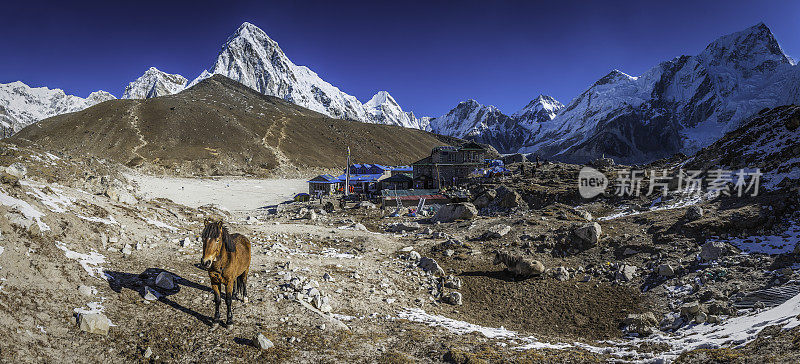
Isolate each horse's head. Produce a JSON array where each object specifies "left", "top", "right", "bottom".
[{"left": 200, "top": 218, "right": 235, "bottom": 269}]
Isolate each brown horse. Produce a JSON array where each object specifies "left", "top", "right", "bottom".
[{"left": 200, "top": 219, "right": 251, "bottom": 326}]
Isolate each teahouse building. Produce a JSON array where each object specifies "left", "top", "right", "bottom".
[{"left": 412, "top": 142, "right": 487, "bottom": 189}]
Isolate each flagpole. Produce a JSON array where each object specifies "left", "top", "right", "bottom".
[{"left": 345, "top": 146, "right": 351, "bottom": 197}]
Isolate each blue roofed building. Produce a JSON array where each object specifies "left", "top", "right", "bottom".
[{"left": 307, "top": 174, "right": 342, "bottom": 196}]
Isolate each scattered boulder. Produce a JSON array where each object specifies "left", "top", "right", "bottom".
[
  {"left": 443, "top": 275, "right": 462, "bottom": 289},
  {"left": 304, "top": 210, "right": 318, "bottom": 221},
  {"left": 253, "top": 332, "right": 274, "bottom": 350},
  {"left": 685, "top": 205, "right": 704, "bottom": 220},
  {"left": 554, "top": 266, "right": 570, "bottom": 281},
  {"left": 482, "top": 224, "right": 511, "bottom": 239},
  {"left": 624, "top": 312, "right": 659, "bottom": 336},
  {"left": 622, "top": 248, "right": 638, "bottom": 256},
  {"left": 679, "top": 301, "right": 702, "bottom": 319},
  {"left": 493, "top": 251, "right": 545, "bottom": 277},
  {"left": 143, "top": 347, "right": 153, "bottom": 359},
  {"left": 699, "top": 241, "right": 733, "bottom": 262},
  {"left": 574, "top": 222, "right": 602, "bottom": 246},
  {"left": 351, "top": 223, "right": 368, "bottom": 231},
  {"left": 472, "top": 190, "right": 496, "bottom": 209},
  {"left": 431, "top": 203, "right": 478, "bottom": 223},
  {"left": 616, "top": 265, "right": 637, "bottom": 282},
  {"left": 155, "top": 272, "right": 175, "bottom": 290},
  {"left": 418, "top": 257, "right": 445, "bottom": 276},
  {"left": 694, "top": 311, "right": 708, "bottom": 324},
  {"left": 78, "top": 312, "right": 110, "bottom": 336},
  {"left": 387, "top": 222, "right": 420, "bottom": 233},
  {"left": 496, "top": 186, "right": 521, "bottom": 208},
  {"left": 358, "top": 201, "right": 377, "bottom": 209},
  {"left": 105, "top": 181, "right": 137, "bottom": 205},
  {"left": 78, "top": 285, "right": 96, "bottom": 297},
  {"left": 443, "top": 292, "right": 463, "bottom": 305},
  {"left": 4, "top": 163, "right": 27, "bottom": 179},
  {"left": 657, "top": 264, "right": 675, "bottom": 277},
  {"left": 576, "top": 210, "right": 593, "bottom": 221}
]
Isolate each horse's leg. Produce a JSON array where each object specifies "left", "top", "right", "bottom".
[
  {"left": 232, "top": 277, "right": 239, "bottom": 300},
  {"left": 240, "top": 268, "right": 249, "bottom": 303},
  {"left": 211, "top": 284, "right": 221, "bottom": 326},
  {"left": 225, "top": 280, "right": 235, "bottom": 326}
]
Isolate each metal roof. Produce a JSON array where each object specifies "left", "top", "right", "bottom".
[
  {"left": 336, "top": 173, "right": 384, "bottom": 183},
  {"left": 308, "top": 174, "right": 341, "bottom": 183}
]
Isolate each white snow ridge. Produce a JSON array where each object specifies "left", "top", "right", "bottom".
[
  {"left": 122, "top": 67, "right": 188, "bottom": 99},
  {"left": 0, "top": 81, "right": 115, "bottom": 137}
]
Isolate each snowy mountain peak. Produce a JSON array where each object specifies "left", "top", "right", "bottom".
[
  {"left": 514, "top": 95, "right": 563, "bottom": 117},
  {"left": 364, "top": 91, "right": 427, "bottom": 129},
  {"left": 205, "top": 22, "right": 370, "bottom": 121},
  {"left": 122, "top": 67, "right": 188, "bottom": 99},
  {"left": 365, "top": 91, "right": 399, "bottom": 109},
  {"left": 512, "top": 95, "right": 564, "bottom": 131},
  {"left": 700, "top": 23, "right": 790, "bottom": 67},
  {"left": 594, "top": 69, "right": 637, "bottom": 86}
]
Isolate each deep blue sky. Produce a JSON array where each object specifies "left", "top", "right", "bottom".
[{"left": 3, "top": 1, "right": 799, "bottom": 117}]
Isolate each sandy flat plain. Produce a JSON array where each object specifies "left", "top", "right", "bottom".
[{"left": 128, "top": 174, "right": 308, "bottom": 211}]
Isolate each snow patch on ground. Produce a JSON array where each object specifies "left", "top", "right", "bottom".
[
  {"left": 77, "top": 214, "right": 118, "bottom": 225},
  {"left": 599, "top": 193, "right": 703, "bottom": 221},
  {"left": 142, "top": 216, "right": 178, "bottom": 232},
  {"left": 55, "top": 241, "right": 107, "bottom": 279},
  {"left": 0, "top": 187, "right": 50, "bottom": 231},
  {"left": 721, "top": 219, "right": 800, "bottom": 255},
  {"left": 25, "top": 185, "right": 74, "bottom": 213},
  {"left": 398, "top": 308, "right": 522, "bottom": 340}
]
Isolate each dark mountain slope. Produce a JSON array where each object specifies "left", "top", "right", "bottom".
[{"left": 11, "top": 75, "right": 457, "bottom": 176}]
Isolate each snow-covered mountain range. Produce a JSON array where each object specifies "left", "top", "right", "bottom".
[
  {"left": 2, "top": 22, "right": 799, "bottom": 164},
  {"left": 0, "top": 82, "right": 115, "bottom": 137},
  {"left": 427, "top": 96, "right": 563, "bottom": 153},
  {"left": 518, "top": 22, "right": 800, "bottom": 163},
  {"left": 0, "top": 22, "right": 425, "bottom": 138},
  {"left": 428, "top": 23, "right": 800, "bottom": 161}
]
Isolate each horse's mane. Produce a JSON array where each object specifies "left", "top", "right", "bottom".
[{"left": 202, "top": 221, "right": 236, "bottom": 253}]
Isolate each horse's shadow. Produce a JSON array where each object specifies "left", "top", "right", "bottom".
[{"left": 105, "top": 267, "right": 215, "bottom": 326}]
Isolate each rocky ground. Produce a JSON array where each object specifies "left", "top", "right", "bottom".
[{"left": 1, "top": 142, "right": 799, "bottom": 363}]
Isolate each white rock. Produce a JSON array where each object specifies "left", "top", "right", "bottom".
[
  {"left": 418, "top": 257, "right": 445, "bottom": 276},
  {"left": 5, "top": 163, "right": 27, "bottom": 179},
  {"left": 78, "top": 312, "right": 110, "bottom": 335},
  {"left": 78, "top": 285, "right": 96, "bottom": 297},
  {"left": 253, "top": 333, "right": 274, "bottom": 350}
]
